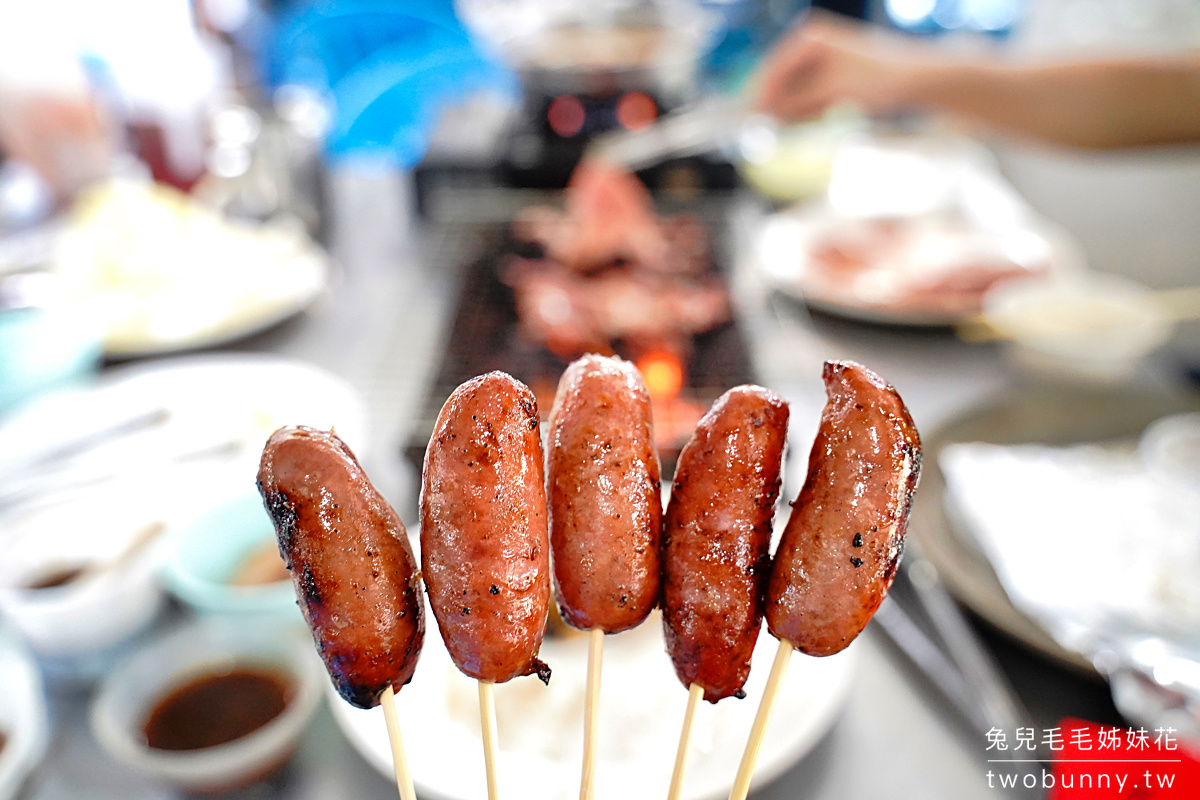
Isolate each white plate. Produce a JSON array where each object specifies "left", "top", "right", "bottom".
[
  {"left": 330, "top": 609, "right": 855, "bottom": 800},
  {"left": 53, "top": 180, "right": 332, "bottom": 357},
  {"left": 0, "top": 354, "right": 369, "bottom": 520},
  {"left": 754, "top": 136, "right": 1086, "bottom": 326},
  {"left": 757, "top": 208, "right": 1085, "bottom": 327},
  {"left": 97, "top": 241, "right": 331, "bottom": 358},
  {"left": 0, "top": 624, "right": 49, "bottom": 799}
]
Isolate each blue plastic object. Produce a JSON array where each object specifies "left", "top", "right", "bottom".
[
  {"left": 268, "top": 0, "right": 515, "bottom": 166},
  {"left": 699, "top": 0, "right": 811, "bottom": 90}
]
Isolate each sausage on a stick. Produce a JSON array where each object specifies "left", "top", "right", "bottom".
[
  {"left": 257, "top": 426, "right": 424, "bottom": 799},
  {"left": 730, "top": 361, "right": 921, "bottom": 800},
  {"left": 421, "top": 372, "right": 552, "bottom": 800},
  {"left": 661, "top": 385, "right": 788, "bottom": 800},
  {"left": 545, "top": 353, "right": 662, "bottom": 800}
]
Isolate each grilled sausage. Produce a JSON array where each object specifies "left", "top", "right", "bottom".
[
  {"left": 766, "top": 361, "right": 921, "bottom": 656},
  {"left": 546, "top": 354, "right": 662, "bottom": 633},
  {"left": 257, "top": 426, "right": 424, "bottom": 709},
  {"left": 662, "top": 386, "right": 788, "bottom": 702},
  {"left": 420, "top": 372, "right": 552, "bottom": 684}
]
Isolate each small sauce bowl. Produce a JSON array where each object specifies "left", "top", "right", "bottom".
[
  {"left": 89, "top": 618, "right": 323, "bottom": 794},
  {"left": 161, "top": 492, "right": 299, "bottom": 620}
]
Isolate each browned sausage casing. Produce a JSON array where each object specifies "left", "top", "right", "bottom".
[
  {"left": 662, "top": 386, "right": 788, "bottom": 703},
  {"left": 766, "top": 361, "right": 921, "bottom": 656},
  {"left": 257, "top": 426, "right": 424, "bottom": 709},
  {"left": 420, "top": 372, "right": 552, "bottom": 684},
  {"left": 546, "top": 354, "right": 662, "bottom": 633}
]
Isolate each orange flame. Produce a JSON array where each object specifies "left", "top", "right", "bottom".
[{"left": 638, "top": 351, "right": 684, "bottom": 402}]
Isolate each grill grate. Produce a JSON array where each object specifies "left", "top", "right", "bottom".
[{"left": 404, "top": 210, "right": 755, "bottom": 480}]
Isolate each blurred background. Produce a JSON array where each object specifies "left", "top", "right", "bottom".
[{"left": 0, "top": 0, "right": 1198, "bottom": 798}]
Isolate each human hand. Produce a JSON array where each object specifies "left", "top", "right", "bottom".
[
  {"left": 753, "top": 13, "right": 932, "bottom": 121},
  {"left": 0, "top": 88, "right": 114, "bottom": 199}
]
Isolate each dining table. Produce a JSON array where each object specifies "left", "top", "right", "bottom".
[{"left": 20, "top": 142, "right": 1200, "bottom": 800}]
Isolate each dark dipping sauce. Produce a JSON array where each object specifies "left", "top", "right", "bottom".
[
  {"left": 0, "top": 729, "right": 7, "bottom": 757},
  {"left": 142, "top": 668, "right": 293, "bottom": 751},
  {"left": 25, "top": 566, "right": 86, "bottom": 589}
]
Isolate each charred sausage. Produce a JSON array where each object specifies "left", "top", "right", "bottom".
[
  {"left": 766, "top": 361, "right": 921, "bottom": 656},
  {"left": 257, "top": 426, "right": 424, "bottom": 709},
  {"left": 420, "top": 372, "right": 552, "bottom": 684},
  {"left": 662, "top": 386, "right": 788, "bottom": 702},
  {"left": 546, "top": 354, "right": 662, "bottom": 633}
]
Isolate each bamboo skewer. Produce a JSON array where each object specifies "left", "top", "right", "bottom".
[
  {"left": 728, "top": 640, "right": 794, "bottom": 800},
  {"left": 478, "top": 681, "right": 501, "bottom": 800},
  {"left": 1155, "top": 285, "right": 1200, "bottom": 320},
  {"left": 667, "top": 682, "right": 705, "bottom": 800},
  {"left": 380, "top": 686, "right": 417, "bottom": 800},
  {"left": 580, "top": 628, "right": 604, "bottom": 800}
]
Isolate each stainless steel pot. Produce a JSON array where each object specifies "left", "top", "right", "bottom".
[{"left": 460, "top": 0, "right": 718, "bottom": 105}]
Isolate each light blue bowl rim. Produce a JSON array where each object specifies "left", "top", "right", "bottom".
[{"left": 161, "top": 492, "right": 297, "bottom": 615}]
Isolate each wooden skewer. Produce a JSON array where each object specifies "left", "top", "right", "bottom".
[
  {"left": 728, "top": 639, "right": 794, "bottom": 800},
  {"left": 479, "top": 680, "right": 501, "bottom": 800},
  {"left": 580, "top": 628, "right": 604, "bottom": 800},
  {"left": 1154, "top": 285, "right": 1200, "bottom": 321},
  {"left": 667, "top": 682, "right": 705, "bottom": 800},
  {"left": 380, "top": 686, "right": 417, "bottom": 800},
  {"left": 71, "top": 521, "right": 167, "bottom": 585}
]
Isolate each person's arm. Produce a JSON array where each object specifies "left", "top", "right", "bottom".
[
  {"left": 907, "top": 55, "right": 1200, "bottom": 149},
  {"left": 755, "top": 13, "right": 1200, "bottom": 149}
]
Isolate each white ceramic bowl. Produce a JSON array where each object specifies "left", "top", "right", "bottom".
[
  {"left": 0, "top": 488, "right": 168, "bottom": 680},
  {"left": 0, "top": 625, "right": 49, "bottom": 800},
  {"left": 161, "top": 492, "right": 300, "bottom": 620},
  {"left": 983, "top": 273, "right": 1173, "bottom": 381},
  {"left": 1140, "top": 412, "right": 1200, "bottom": 482},
  {"left": 90, "top": 618, "right": 323, "bottom": 794}
]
